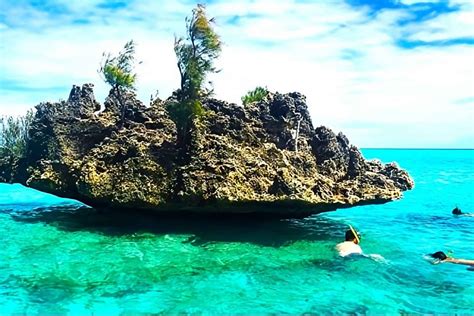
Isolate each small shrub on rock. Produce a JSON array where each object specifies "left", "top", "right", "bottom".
[
  {"left": 241, "top": 86, "right": 269, "bottom": 106},
  {"left": 0, "top": 110, "right": 34, "bottom": 159}
]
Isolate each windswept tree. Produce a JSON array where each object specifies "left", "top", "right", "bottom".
[
  {"left": 99, "top": 40, "right": 137, "bottom": 127},
  {"left": 168, "top": 4, "right": 222, "bottom": 145}
]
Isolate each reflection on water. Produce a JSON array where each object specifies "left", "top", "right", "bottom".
[{"left": 9, "top": 205, "right": 347, "bottom": 247}]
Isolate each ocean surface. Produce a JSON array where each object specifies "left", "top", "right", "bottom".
[{"left": 0, "top": 149, "right": 473, "bottom": 314}]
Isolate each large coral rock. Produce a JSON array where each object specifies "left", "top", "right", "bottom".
[{"left": 2, "top": 84, "right": 414, "bottom": 216}]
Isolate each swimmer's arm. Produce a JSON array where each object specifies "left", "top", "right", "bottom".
[{"left": 445, "top": 258, "right": 474, "bottom": 266}]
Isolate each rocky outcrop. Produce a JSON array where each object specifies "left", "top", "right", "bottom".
[{"left": 1, "top": 84, "right": 414, "bottom": 217}]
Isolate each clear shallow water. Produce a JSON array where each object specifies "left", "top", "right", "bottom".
[{"left": 0, "top": 149, "right": 473, "bottom": 314}]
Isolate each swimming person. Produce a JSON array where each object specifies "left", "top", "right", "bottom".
[
  {"left": 429, "top": 251, "right": 474, "bottom": 268},
  {"left": 452, "top": 207, "right": 474, "bottom": 217},
  {"left": 336, "top": 226, "right": 387, "bottom": 263},
  {"left": 336, "top": 225, "right": 363, "bottom": 257},
  {"left": 452, "top": 207, "right": 462, "bottom": 215}
]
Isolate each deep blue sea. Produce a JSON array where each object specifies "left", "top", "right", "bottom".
[{"left": 0, "top": 149, "right": 473, "bottom": 314}]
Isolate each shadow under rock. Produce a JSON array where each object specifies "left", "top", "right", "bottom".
[{"left": 9, "top": 205, "right": 346, "bottom": 247}]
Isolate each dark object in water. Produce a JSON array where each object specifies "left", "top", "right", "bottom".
[
  {"left": 452, "top": 207, "right": 462, "bottom": 215},
  {"left": 345, "top": 228, "right": 361, "bottom": 243},
  {"left": 431, "top": 251, "right": 448, "bottom": 261}
]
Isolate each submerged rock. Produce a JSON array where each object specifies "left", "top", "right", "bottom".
[{"left": 1, "top": 84, "right": 414, "bottom": 216}]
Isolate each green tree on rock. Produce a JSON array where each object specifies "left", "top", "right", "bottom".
[
  {"left": 168, "top": 4, "right": 222, "bottom": 146},
  {"left": 99, "top": 40, "right": 137, "bottom": 128}
]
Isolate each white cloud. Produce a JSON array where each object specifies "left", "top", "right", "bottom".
[{"left": 0, "top": 0, "right": 473, "bottom": 148}]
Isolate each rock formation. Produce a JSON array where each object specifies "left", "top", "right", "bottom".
[{"left": 0, "top": 84, "right": 414, "bottom": 217}]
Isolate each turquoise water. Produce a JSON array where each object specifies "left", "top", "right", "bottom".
[{"left": 0, "top": 149, "right": 473, "bottom": 314}]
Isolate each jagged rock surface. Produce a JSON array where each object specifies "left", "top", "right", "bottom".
[{"left": 1, "top": 84, "right": 414, "bottom": 216}]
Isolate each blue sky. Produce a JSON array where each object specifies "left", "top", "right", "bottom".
[{"left": 0, "top": 0, "right": 473, "bottom": 148}]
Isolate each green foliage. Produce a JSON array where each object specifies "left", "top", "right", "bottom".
[
  {"left": 99, "top": 40, "right": 137, "bottom": 91},
  {"left": 175, "top": 4, "right": 222, "bottom": 101},
  {"left": 166, "top": 99, "right": 204, "bottom": 139},
  {"left": 99, "top": 40, "right": 137, "bottom": 127},
  {"left": 103, "top": 63, "right": 135, "bottom": 89},
  {"left": 241, "top": 86, "right": 269, "bottom": 106},
  {"left": 171, "top": 4, "right": 222, "bottom": 146},
  {"left": 0, "top": 110, "right": 34, "bottom": 159}
]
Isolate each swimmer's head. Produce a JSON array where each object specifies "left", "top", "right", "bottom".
[
  {"left": 452, "top": 207, "right": 462, "bottom": 215},
  {"left": 430, "top": 251, "right": 448, "bottom": 261},
  {"left": 345, "top": 228, "right": 361, "bottom": 244}
]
